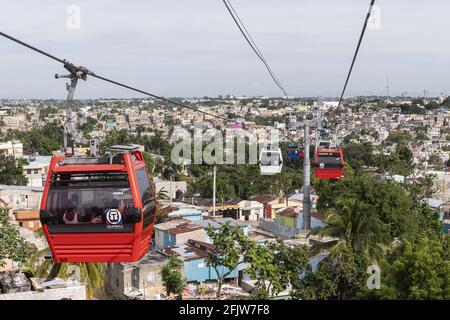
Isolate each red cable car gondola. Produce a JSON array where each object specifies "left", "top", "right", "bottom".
[
  {"left": 39, "top": 145, "right": 156, "bottom": 263},
  {"left": 313, "top": 147, "right": 345, "bottom": 180}
]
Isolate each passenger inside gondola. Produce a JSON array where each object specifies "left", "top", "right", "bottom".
[
  {"left": 316, "top": 153, "right": 344, "bottom": 169},
  {"left": 63, "top": 207, "right": 80, "bottom": 224},
  {"left": 261, "top": 151, "right": 281, "bottom": 166},
  {"left": 45, "top": 172, "right": 135, "bottom": 226},
  {"left": 90, "top": 207, "right": 103, "bottom": 224}
]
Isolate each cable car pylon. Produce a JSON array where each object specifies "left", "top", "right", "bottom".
[{"left": 300, "top": 123, "right": 311, "bottom": 231}]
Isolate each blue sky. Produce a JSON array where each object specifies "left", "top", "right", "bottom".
[{"left": 0, "top": 0, "right": 449, "bottom": 99}]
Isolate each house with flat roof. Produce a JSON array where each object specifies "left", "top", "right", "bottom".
[
  {"left": 207, "top": 200, "right": 264, "bottom": 222},
  {"left": 0, "top": 185, "right": 43, "bottom": 211},
  {"left": 106, "top": 251, "right": 168, "bottom": 300},
  {"left": 154, "top": 218, "right": 205, "bottom": 251},
  {"left": 275, "top": 207, "right": 326, "bottom": 229},
  {"left": 13, "top": 210, "right": 41, "bottom": 231},
  {"left": 165, "top": 239, "right": 239, "bottom": 284},
  {"left": 249, "top": 194, "right": 303, "bottom": 220},
  {"left": 196, "top": 217, "right": 250, "bottom": 242},
  {"left": 167, "top": 207, "right": 205, "bottom": 222}
]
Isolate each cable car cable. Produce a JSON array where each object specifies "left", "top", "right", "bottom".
[
  {"left": 0, "top": 31, "right": 231, "bottom": 123},
  {"left": 225, "top": 0, "right": 285, "bottom": 95},
  {"left": 221, "top": 0, "right": 289, "bottom": 98},
  {"left": 337, "top": 0, "right": 376, "bottom": 108}
]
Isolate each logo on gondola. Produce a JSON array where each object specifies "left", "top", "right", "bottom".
[{"left": 106, "top": 209, "right": 122, "bottom": 225}]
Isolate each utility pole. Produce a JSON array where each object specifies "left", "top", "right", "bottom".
[
  {"left": 300, "top": 123, "right": 311, "bottom": 230},
  {"left": 314, "top": 110, "right": 322, "bottom": 155},
  {"left": 386, "top": 76, "right": 390, "bottom": 99},
  {"left": 169, "top": 179, "right": 172, "bottom": 206},
  {"left": 212, "top": 165, "right": 216, "bottom": 217}
]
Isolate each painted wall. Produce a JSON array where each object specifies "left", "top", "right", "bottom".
[
  {"left": 154, "top": 229, "right": 176, "bottom": 251},
  {"left": 275, "top": 215, "right": 296, "bottom": 228},
  {"left": 183, "top": 258, "right": 238, "bottom": 283},
  {"left": 443, "top": 221, "right": 449, "bottom": 234}
]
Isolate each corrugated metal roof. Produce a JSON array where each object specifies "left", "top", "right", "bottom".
[{"left": 154, "top": 218, "right": 204, "bottom": 234}]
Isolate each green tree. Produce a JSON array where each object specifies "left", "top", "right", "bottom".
[
  {"left": 246, "top": 240, "right": 309, "bottom": 299},
  {"left": 385, "top": 131, "right": 413, "bottom": 144},
  {"left": 342, "top": 143, "right": 375, "bottom": 171},
  {"left": 0, "top": 154, "right": 28, "bottom": 185},
  {"left": 415, "top": 131, "right": 429, "bottom": 142},
  {"left": 136, "top": 124, "right": 146, "bottom": 137},
  {"left": 0, "top": 209, "right": 35, "bottom": 267},
  {"left": 5, "top": 122, "right": 64, "bottom": 154},
  {"left": 312, "top": 198, "right": 389, "bottom": 262},
  {"left": 293, "top": 246, "right": 369, "bottom": 300},
  {"left": 205, "top": 223, "right": 254, "bottom": 298},
  {"left": 395, "top": 144, "right": 413, "bottom": 167},
  {"left": 316, "top": 174, "right": 420, "bottom": 239},
  {"left": 375, "top": 238, "right": 450, "bottom": 299},
  {"left": 161, "top": 254, "right": 185, "bottom": 298},
  {"left": 198, "top": 173, "right": 235, "bottom": 201},
  {"left": 78, "top": 116, "right": 98, "bottom": 135},
  {"left": 291, "top": 264, "right": 337, "bottom": 300}
]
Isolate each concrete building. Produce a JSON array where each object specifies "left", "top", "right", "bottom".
[
  {"left": 197, "top": 217, "right": 250, "bottom": 242},
  {"left": 0, "top": 277, "right": 86, "bottom": 300},
  {"left": 249, "top": 194, "right": 303, "bottom": 220},
  {"left": 0, "top": 185, "right": 43, "bottom": 211},
  {"left": 106, "top": 251, "right": 168, "bottom": 300},
  {"left": 154, "top": 179, "right": 187, "bottom": 201},
  {"left": 207, "top": 200, "right": 264, "bottom": 222},
  {"left": 275, "top": 207, "right": 326, "bottom": 229},
  {"left": 167, "top": 208, "right": 205, "bottom": 222},
  {"left": 0, "top": 140, "right": 23, "bottom": 157},
  {"left": 13, "top": 210, "right": 41, "bottom": 231},
  {"left": 2, "top": 114, "right": 26, "bottom": 129},
  {"left": 154, "top": 219, "right": 205, "bottom": 251},
  {"left": 23, "top": 163, "right": 47, "bottom": 187}
]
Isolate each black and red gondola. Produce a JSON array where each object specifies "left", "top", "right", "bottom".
[
  {"left": 313, "top": 147, "right": 345, "bottom": 180},
  {"left": 40, "top": 146, "right": 156, "bottom": 263}
]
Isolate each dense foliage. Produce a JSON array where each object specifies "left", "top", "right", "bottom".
[
  {"left": 0, "top": 209, "right": 35, "bottom": 268},
  {"left": 0, "top": 154, "right": 28, "bottom": 185}
]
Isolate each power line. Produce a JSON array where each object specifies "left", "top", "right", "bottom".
[
  {"left": 0, "top": 31, "right": 231, "bottom": 122},
  {"left": 337, "top": 0, "right": 376, "bottom": 108},
  {"left": 222, "top": 0, "right": 289, "bottom": 98}
]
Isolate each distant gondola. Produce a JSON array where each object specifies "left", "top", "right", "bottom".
[
  {"left": 313, "top": 147, "right": 345, "bottom": 179},
  {"left": 286, "top": 143, "right": 305, "bottom": 159},
  {"left": 259, "top": 149, "right": 283, "bottom": 175}
]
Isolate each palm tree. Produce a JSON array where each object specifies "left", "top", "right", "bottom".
[
  {"left": 25, "top": 229, "right": 106, "bottom": 299},
  {"left": 311, "top": 198, "right": 389, "bottom": 262},
  {"left": 157, "top": 187, "right": 169, "bottom": 201}
]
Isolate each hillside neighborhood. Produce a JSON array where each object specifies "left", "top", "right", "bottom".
[{"left": 0, "top": 96, "right": 449, "bottom": 300}]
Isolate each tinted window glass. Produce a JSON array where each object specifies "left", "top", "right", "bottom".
[
  {"left": 261, "top": 152, "right": 282, "bottom": 166},
  {"left": 44, "top": 172, "right": 135, "bottom": 232},
  {"left": 315, "top": 154, "right": 343, "bottom": 168},
  {"left": 136, "top": 168, "right": 155, "bottom": 229}
]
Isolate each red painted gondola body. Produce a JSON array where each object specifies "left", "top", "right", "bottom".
[
  {"left": 39, "top": 151, "right": 156, "bottom": 263},
  {"left": 313, "top": 147, "right": 345, "bottom": 180}
]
